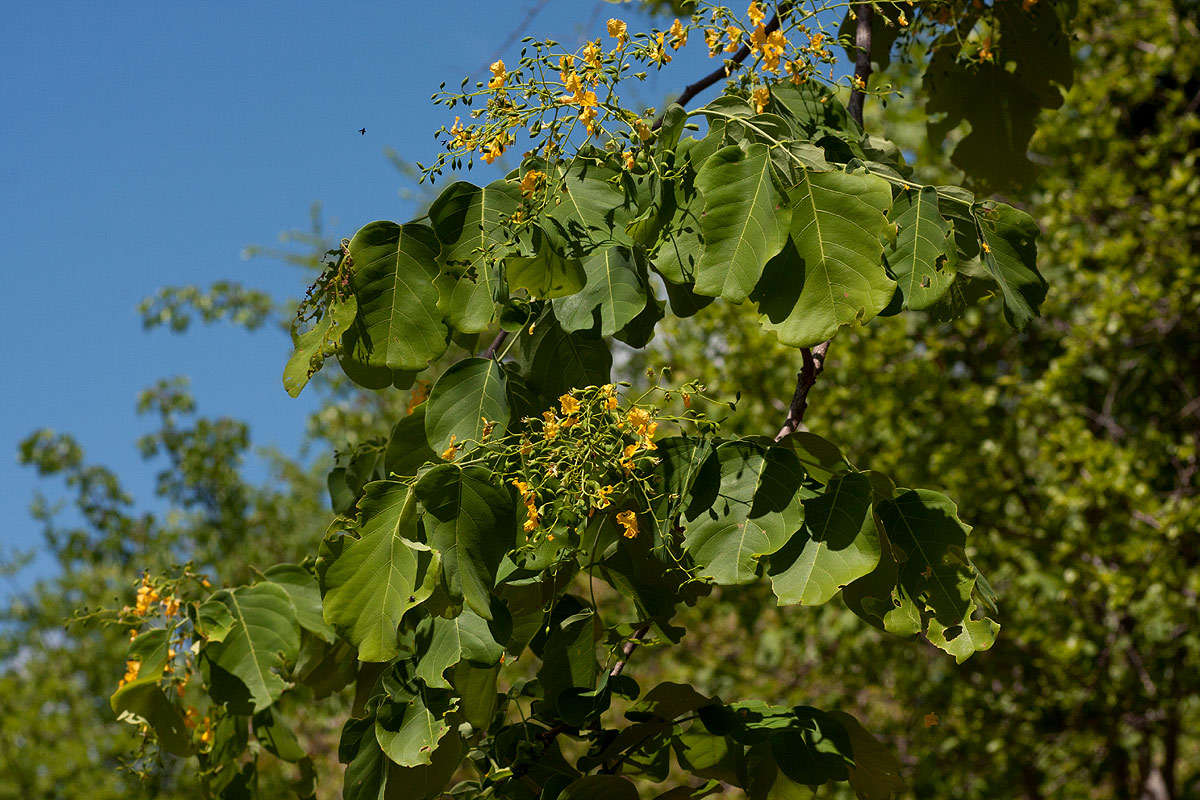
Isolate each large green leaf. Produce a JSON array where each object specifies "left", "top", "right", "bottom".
[
  {"left": 752, "top": 170, "right": 893, "bottom": 347},
  {"left": 693, "top": 143, "right": 789, "bottom": 302},
  {"left": 683, "top": 442, "right": 803, "bottom": 586},
  {"left": 425, "top": 358, "right": 511, "bottom": 454},
  {"left": 340, "top": 221, "right": 448, "bottom": 374},
  {"left": 415, "top": 464, "right": 515, "bottom": 618},
  {"left": 545, "top": 159, "right": 633, "bottom": 248},
  {"left": 560, "top": 775, "right": 640, "bottom": 800},
  {"left": 768, "top": 472, "right": 881, "bottom": 606},
  {"left": 521, "top": 319, "right": 612, "bottom": 400},
  {"left": 413, "top": 609, "right": 504, "bottom": 690},
  {"left": 506, "top": 226, "right": 586, "bottom": 299},
  {"left": 263, "top": 563, "right": 336, "bottom": 642},
  {"left": 553, "top": 245, "right": 646, "bottom": 336},
  {"left": 195, "top": 582, "right": 301, "bottom": 711},
  {"left": 375, "top": 691, "right": 453, "bottom": 768},
  {"left": 283, "top": 295, "right": 357, "bottom": 397},
  {"left": 429, "top": 180, "right": 519, "bottom": 333},
  {"left": 887, "top": 187, "right": 956, "bottom": 310},
  {"left": 974, "top": 201, "right": 1046, "bottom": 328},
  {"left": 877, "top": 489, "right": 976, "bottom": 625},
  {"left": 385, "top": 405, "right": 436, "bottom": 479},
  {"left": 827, "top": 711, "right": 905, "bottom": 800},
  {"left": 321, "top": 482, "right": 441, "bottom": 662}
]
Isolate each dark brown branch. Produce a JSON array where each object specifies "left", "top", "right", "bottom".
[
  {"left": 652, "top": 13, "right": 784, "bottom": 130},
  {"left": 774, "top": 340, "right": 830, "bottom": 440},
  {"left": 609, "top": 622, "right": 652, "bottom": 677},
  {"left": 481, "top": 329, "right": 509, "bottom": 359},
  {"left": 846, "top": 4, "right": 875, "bottom": 128}
]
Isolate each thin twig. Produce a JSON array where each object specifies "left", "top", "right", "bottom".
[
  {"left": 774, "top": 340, "right": 830, "bottom": 440},
  {"left": 652, "top": 12, "right": 784, "bottom": 130},
  {"left": 610, "top": 622, "right": 651, "bottom": 677},
  {"left": 481, "top": 329, "right": 509, "bottom": 359}
]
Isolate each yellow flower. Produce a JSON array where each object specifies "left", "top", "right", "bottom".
[
  {"left": 595, "top": 485, "right": 615, "bottom": 509},
  {"left": 583, "top": 39, "right": 603, "bottom": 76},
  {"left": 523, "top": 498, "right": 540, "bottom": 532},
  {"left": 682, "top": 392, "right": 692, "bottom": 408},
  {"left": 542, "top": 411, "right": 561, "bottom": 440},
  {"left": 652, "top": 32, "right": 672, "bottom": 65},
  {"left": 724, "top": 25, "right": 742, "bottom": 52},
  {"left": 511, "top": 478, "right": 531, "bottom": 496},
  {"left": 623, "top": 150, "right": 636, "bottom": 170},
  {"left": 753, "top": 85, "right": 770, "bottom": 113},
  {"left": 488, "top": 59, "right": 507, "bottom": 89},
  {"left": 480, "top": 136, "right": 506, "bottom": 164},
  {"left": 118, "top": 658, "right": 141, "bottom": 688},
  {"left": 623, "top": 443, "right": 639, "bottom": 460},
  {"left": 579, "top": 105, "right": 599, "bottom": 136},
  {"left": 441, "top": 435, "right": 459, "bottom": 461},
  {"left": 747, "top": 1, "right": 766, "bottom": 26},
  {"left": 448, "top": 116, "right": 472, "bottom": 149},
  {"left": 627, "top": 408, "right": 652, "bottom": 430},
  {"left": 161, "top": 595, "right": 180, "bottom": 617},
  {"left": 607, "top": 17, "right": 628, "bottom": 45},
  {"left": 668, "top": 18, "right": 688, "bottom": 49},
  {"left": 705, "top": 27, "right": 722, "bottom": 57},
  {"left": 617, "top": 510, "right": 639, "bottom": 539},
  {"left": 519, "top": 170, "right": 546, "bottom": 197},
  {"left": 481, "top": 417, "right": 496, "bottom": 440},
  {"left": 851, "top": 74, "right": 866, "bottom": 91},
  {"left": 785, "top": 60, "right": 808, "bottom": 84},
  {"left": 981, "top": 241, "right": 992, "bottom": 254},
  {"left": 634, "top": 118, "right": 653, "bottom": 142},
  {"left": 559, "top": 393, "right": 581, "bottom": 416},
  {"left": 898, "top": 11, "right": 908, "bottom": 27},
  {"left": 198, "top": 718, "right": 214, "bottom": 745}
]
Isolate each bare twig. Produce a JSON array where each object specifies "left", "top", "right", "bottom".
[
  {"left": 610, "top": 622, "right": 652, "bottom": 677},
  {"left": 481, "top": 329, "right": 509, "bottom": 359},
  {"left": 774, "top": 340, "right": 830, "bottom": 440},
  {"left": 652, "top": 12, "right": 784, "bottom": 130},
  {"left": 846, "top": 4, "right": 875, "bottom": 128}
]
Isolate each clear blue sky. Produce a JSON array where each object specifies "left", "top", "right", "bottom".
[{"left": 1, "top": 0, "right": 736, "bottom": 593}]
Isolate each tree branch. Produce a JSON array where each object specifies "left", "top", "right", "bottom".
[
  {"left": 652, "top": 13, "right": 784, "bottom": 130},
  {"left": 846, "top": 4, "right": 875, "bottom": 128},
  {"left": 609, "top": 621, "right": 651, "bottom": 677},
  {"left": 481, "top": 329, "right": 508, "bottom": 359},
  {"left": 774, "top": 340, "right": 830, "bottom": 440}
]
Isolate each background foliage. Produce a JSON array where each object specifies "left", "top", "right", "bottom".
[{"left": 2, "top": 0, "right": 1197, "bottom": 798}]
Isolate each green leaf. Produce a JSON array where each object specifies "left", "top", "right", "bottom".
[
  {"left": 752, "top": 170, "right": 893, "bottom": 347},
  {"left": 925, "top": 601, "right": 1000, "bottom": 664},
  {"left": 425, "top": 358, "right": 511, "bottom": 454},
  {"left": 683, "top": 442, "right": 803, "bottom": 586},
  {"left": 974, "top": 202, "right": 1046, "bottom": 328},
  {"left": 827, "top": 711, "right": 905, "bottom": 800},
  {"left": 385, "top": 405, "right": 436, "bottom": 479},
  {"left": 321, "top": 483, "right": 441, "bottom": 662},
  {"left": 887, "top": 187, "right": 956, "bottom": 310},
  {"left": 768, "top": 472, "right": 881, "bottom": 606},
  {"left": 533, "top": 597, "right": 599, "bottom": 719},
  {"left": 429, "top": 180, "right": 519, "bottom": 333},
  {"left": 545, "top": 159, "right": 633, "bottom": 248},
  {"left": 283, "top": 295, "right": 357, "bottom": 397},
  {"left": 383, "top": 733, "right": 464, "bottom": 800},
  {"left": 110, "top": 630, "right": 191, "bottom": 756},
  {"left": 505, "top": 226, "right": 586, "bottom": 299},
  {"left": 415, "top": 464, "right": 514, "bottom": 619},
  {"left": 253, "top": 708, "right": 307, "bottom": 762},
  {"left": 263, "top": 563, "right": 336, "bottom": 643},
  {"left": 560, "top": 775, "right": 640, "bottom": 800},
  {"left": 340, "top": 221, "right": 448, "bottom": 374},
  {"left": 553, "top": 246, "right": 646, "bottom": 336},
  {"left": 877, "top": 489, "right": 975, "bottom": 625},
  {"left": 196, "top": 582, "right": 301, "bottom": 712},
  {"left": 693, "top": 143, "right": 789, "bottom": 302},
  {"left": 521, "top": 319, "right": 612, "bottom": 401},
  {"left": 375, "top": 691, "right": 453, "bottom": 768}
]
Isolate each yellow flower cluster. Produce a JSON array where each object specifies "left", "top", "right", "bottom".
[
  {"left": 607, "top": 18, "right": 628, "bottom": 46},
  {"left": 559, "top": 56, "right": 601, "bottom": 136},
  {"left": 117, "top": 658, "right": 141, "bottom": 689},
  {"left": 512, "top": 478, "right": 540, "bottom": 532},
  {"left": 753, "top": 85, "right": 771, "bottom": 113},
  {"left": 488, "top": 59, "right": 507, "bottom": 90},
  {"left": 617, "top": 509, "right": 639, "bottom": 539},
  {"left": 518, "top": 169, "right": 546, "bottom": 198},
  {"left": 441, "top": 434, "right": 459, "bottom": 461}
]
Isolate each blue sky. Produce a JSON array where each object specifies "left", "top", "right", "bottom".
[{"left": 1, "top": 1, "right": 736, "bottom": 593}]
